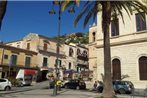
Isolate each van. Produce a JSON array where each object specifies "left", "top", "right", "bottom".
[{"left": 16, "top": 69, "right": 37, "bottom": 86}]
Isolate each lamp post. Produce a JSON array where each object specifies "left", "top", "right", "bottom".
[
  {"left": 49, "top": 1, "right": 61, "bottom": 96},
  {"left": 49, "top": 1, "right": 75, "bottom": 96}
]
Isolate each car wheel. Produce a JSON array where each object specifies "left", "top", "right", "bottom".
[
  {"left": 76, "top": 86, "right": 80, "bottom": 90},
  {"left": 5, "top": 86, "right": 11, "bottom": 91},
  {"left": 20, "top": 82, "right": 23, "bottom": 87},
  {"left": 119, "top": 88, "right": 126, "bottom": 94}
]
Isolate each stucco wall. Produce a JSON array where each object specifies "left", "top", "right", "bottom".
[{"left": 96, "top": 42, "right": 147, "bottom": 89}]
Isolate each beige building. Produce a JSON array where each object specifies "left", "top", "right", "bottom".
[
  {"left": 63, "top": 43, "right": 89, "bottom": 80},
  {"left": 6, "top": 33, "right": 65, "bottom": 81},
  {"left": 89, "top": 10, "right": 147, "bottom": 89},
  {"left": 0, "top": 44, "right": 37, "bottom": 79}
]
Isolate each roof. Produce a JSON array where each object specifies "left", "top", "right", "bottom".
[
  {"left": 4, "top": 39, "right": 22, "bottom": 44},
  {"left": 0, "top": 44, "right": 37, "bottom": 55},
  {"left": 38, "top": 34, "right": 58, "bottom": 43}
]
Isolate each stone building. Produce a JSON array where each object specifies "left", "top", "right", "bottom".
[
  {"left": 89, "top": 10, "right": 147, "bottom": 89},
  {"left": 63, "top": 43, "right": 89, "bottom": 80}
]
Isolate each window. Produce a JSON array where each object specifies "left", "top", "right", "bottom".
[
  {"left": 59, "top": 60, "right": 62, "bottom": 67},
  {"left": 43, "top": 43, "right": 48, "bottom": 51},
  {"left": 69, "top": 62, "right": 71, "bottom": 69},
  {"left": 17, "top": 45, "right": 20, "bottom": 48},
  {"left": 112, "top": 58, "right": 121, "bottom": 80},
  {"left": 69, "top": 48, "right": 74, "bottom": 57},
  {"left": 43, "top": 57, "right": 48, "bottom": 67},
  {"left": 77, "top": 48, "right": 81, "bottom": 55},
  {"left": 111, "top": 19, "right": 119, "bottom": 36},
  {"left": 136, "top": 12, "right": 146, "bottom": 32},
  {"left": 55, "top": 59, "right": 62, "bottom": 67},
  {"left": 0, "top": 79, "right": 6, "bottom": 82},
  {"left": 11, "top": 55, "right": 17, "bottom": 65},
  {"left": 25, "top": 57, "right": 31, "bottom": 67},
  {"left": 27, "top": 43, "right": 30, "bottom": 50},
  {"left": 83, "top": 50, "right": 87, "bottom": 57},
  {"left": 139, "top": 56, "right": 147, "bottom": 80},
  {"left": 92, "top": 32, "right": 96, "bottom": 42},
  {"left": 4, "top": 55, "right": 8, "bottom": 59}
]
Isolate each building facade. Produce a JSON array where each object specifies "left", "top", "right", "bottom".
[
  {"left": 0, "top": 44, "right": 37, "bottom": 79},
  {"left": 6, "top": 33, "right": 65, "bottom": 81},
  {"left": 63, "top": 43, "right": 89, "bottom": 80},
  {"left": 89, "top": 10, "right": 147, "bottom": 88}
]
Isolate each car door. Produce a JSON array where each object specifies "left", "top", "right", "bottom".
[
  {"left": 68, "top": 80, "right": 74, "bottom": 88},
  {"left": 0, "top": 79, "right": 6, "bottom": 90}
]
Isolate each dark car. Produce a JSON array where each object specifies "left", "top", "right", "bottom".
[
  {"left": 97, "top": 80, "right": 134, "bottom": 94},
  {"left": 63, "top": 79, "right": 86, "bottom": 90}
]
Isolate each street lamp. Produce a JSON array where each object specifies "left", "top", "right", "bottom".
[
  {"left": 49, "top": 1, "right": 75, "bottom": 96},
  {"left": 49, "top": 1, "right": 61, "bottom": 96}
]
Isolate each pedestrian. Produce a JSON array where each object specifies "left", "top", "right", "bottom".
[{"left": 93, "top": 81, "right": 97, "bottom": 90}]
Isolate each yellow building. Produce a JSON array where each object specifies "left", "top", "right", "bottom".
[{"left": 0, "top": 44, "right": 37, "bottom": 78}]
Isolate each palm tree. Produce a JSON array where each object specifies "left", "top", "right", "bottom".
[
  {"left": 0, "top": 0, "right": 7, "bottom": 30},
  {"left": 62, "top": 1, "right": 147, "bottom": 98}
]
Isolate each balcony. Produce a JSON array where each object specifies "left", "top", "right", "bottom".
[
  {"left": 77, "top": 59, "right": 88, "bottom": 67},
  {"left": 77, "top": 55, "right": 88, "bottom": 61},
  {"left": 37, "top": 45, "right": 65, "bottom": 55}
]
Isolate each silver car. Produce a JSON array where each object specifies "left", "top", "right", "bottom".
[{"left": 0, "top": 78, "right": 12, "bottom": 91}]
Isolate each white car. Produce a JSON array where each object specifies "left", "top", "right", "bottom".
[{"left": 0, "top": 78, "right": 12, "bottom": 91}]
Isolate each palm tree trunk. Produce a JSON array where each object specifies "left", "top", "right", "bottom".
[
  {"left": 0, "top": 0, "right": 7, "bottom": 30},
  {"left": 101, "top": 2, "right": 115, "bottom": 98}
]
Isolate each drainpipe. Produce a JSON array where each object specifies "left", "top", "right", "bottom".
[{"left": 1, "top": 48, "right": 4, "bottom": 65}]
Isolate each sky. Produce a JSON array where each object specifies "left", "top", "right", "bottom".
[{"left": 0, "top": 1, "right": 96, "bottom": 43}]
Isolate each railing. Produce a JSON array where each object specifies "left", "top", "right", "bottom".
[
  {"left": 1, "top": 62, "right": 38, "bottom": 68},
  {"left": 77, "top": 55, "right": 88, "bottom": 61},
  {"left": 77, "top": 59, "right": 88, "bottom": 66},
  {"left": 37, "top": 45, "right": 65, "bottom": 55}
]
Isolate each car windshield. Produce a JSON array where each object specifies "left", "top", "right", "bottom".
[{"left": 0, "top": 79, "right": 6, "bottom": 82}]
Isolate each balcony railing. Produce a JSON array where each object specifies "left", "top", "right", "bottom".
[
  {"left": 1, "top": 62, "right": 38, "bottom": 69},
  {"left": 37, "top": 45, "right": 65, "bottom": 55},
  {"left": 77, "top": 59, "right": 88, "bottom": 66},
  {"left": 77, "top": 55, "right": 88, "bottom": 61}
]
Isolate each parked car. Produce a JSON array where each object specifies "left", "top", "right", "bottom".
[
  {"left": 97, "top": 80, "right": 134, "bottom": 94},
  {"left": 63, "top": 79, "right": 86, "bottom": 90},
  {"left": 0, "top": 78, "right": 12, "bottom": 91},
  {"left": 61, "top": 80, "right": 69, "bottom": 87}
]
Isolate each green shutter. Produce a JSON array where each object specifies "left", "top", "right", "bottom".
[
  {"left": 11, "top": 55, "right": 17, "bottom": 65},
  {"left": 25, "top": 57, "right": 31, "bottom": 67}
]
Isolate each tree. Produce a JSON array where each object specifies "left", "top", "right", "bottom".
[
  {"left": 0, "top": 0, "right": 7, "bottom": 31},
  {"left": 62, "top": 1, "right": 147, "bottom": 98}
]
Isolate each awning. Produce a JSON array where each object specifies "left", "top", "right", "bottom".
[
  {"left": 24, "top": 69, "right": 37, "bottom": 75},
  {"left": 64, "top": 69, "right": 77, "bottom": 73}
]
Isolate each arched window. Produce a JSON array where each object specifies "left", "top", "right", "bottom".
[
  {"left": 69, "top": 48, "right": 74, "bottom": 57},
  {"left": 83, "top": 50, "right": 87, "bottom": 57},
  {"left": 92, "top": 32, "right": 96, "bottom": 42},
  {"left": 77, "top": 48, "right": 81, "bottom": 55},
  {"left": 112, "top": 58, "right": 121, "bottom": 80},
  {"left": 139, "top": 56, "right": 147, "bottom": 80}
]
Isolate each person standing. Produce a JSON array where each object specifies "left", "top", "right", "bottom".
[{"left": 93, "top": 81, "right": 97, "bottom": 90}]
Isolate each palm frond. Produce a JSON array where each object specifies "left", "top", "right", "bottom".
[
  {"left": 112, "top": 2, "right": 125, "bottom": 24},
  {"left": 134, "top": 1, "right": 147, "bottom": 13},
  {"left": 61, "top": 1, "right": 75, "bottom": 12},
  {"left": 74, "top": 1, "right": 93, "bottom": 27},
  {"left": 84, "top": 2, "right": 100, "bottom": 28},
  {"left": 93, "top": 2, "right": 101, "bottom": 22},
  {"left": 117, "top": 2, "right": 133, "bottom": 19}
]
